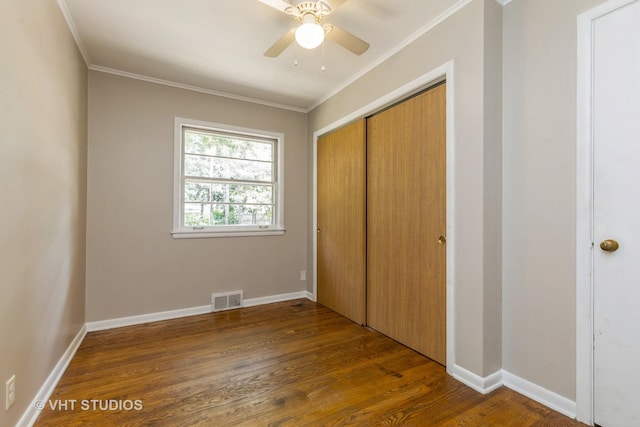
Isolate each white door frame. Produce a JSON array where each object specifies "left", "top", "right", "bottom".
[
  {"left": 311, "top": 61, "right": 456, "bottom": 374},
  {"left": 576, "top": 1, "right": 638, "bottom": 424}
]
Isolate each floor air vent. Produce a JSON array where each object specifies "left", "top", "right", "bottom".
[{"left": 211, "top": 291, "right": 243, "bottom": 312}]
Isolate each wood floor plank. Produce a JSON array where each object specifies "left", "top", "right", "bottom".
[{"left": 35, "top": 300, "right": 585, "bottom": 426}]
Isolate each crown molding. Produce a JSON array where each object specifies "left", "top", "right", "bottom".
[
  {"left": 309, "top": 0, "right": 513, "bottom": 111},
  {"left": 56, "top": 0, "right": 91, "bottom": 66},
  {"left": 56, "top": 0, "right": 307, "bottom": 112},
  {"left": 57, "top": 0, "right": 513, "bottom": 114},
  {"left": 89, "top": 65, "right": 308, "bottom": 113},
  {"left": 308, "top": 0, "right": 474, "bottom": 111}
]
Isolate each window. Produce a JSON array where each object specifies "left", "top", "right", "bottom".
[{"left": 173, "top": 118, "right": 284, "bottom": 238}]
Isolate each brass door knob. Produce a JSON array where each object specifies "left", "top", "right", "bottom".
[
  {"left": 438, "top": 235, "right": 446, "bottom": 244},
  {"left": 600, "top": 239, "right": 619, "bottom": 252}
]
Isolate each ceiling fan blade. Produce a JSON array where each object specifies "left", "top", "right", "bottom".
[
  {"left": 325, "top": 24, "right": 370, "bottom": 55},
  {"left": 264, "top": 28, "right": 296, "bottom": 57},
  {"left": 320, "top": 0, "right": 349, "bottom": 11},
  {"left": 257, "top": 0, "right": 294, "bottom": 13}
]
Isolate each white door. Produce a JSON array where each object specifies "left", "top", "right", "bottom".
[{"left": 593, "top": 2, "right": 640, "bottom": 426}]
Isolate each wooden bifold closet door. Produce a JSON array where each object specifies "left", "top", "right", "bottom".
[
  {"left": 317, "top": 119, "right": 366, "bottom": 325},
  {"left": 367, "top": 84, "right": 447, "bottom": 364}
]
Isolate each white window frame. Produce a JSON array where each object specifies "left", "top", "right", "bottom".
[{"left": 172, "top": 117, "right": 285, "bottom": 239}]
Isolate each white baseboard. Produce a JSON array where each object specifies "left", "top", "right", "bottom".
[
  {"left": 244, "top": 291, "right": 310, "bottom": 307},
  {"left": 17, "top": 325, "right": 87, "bottom": 427},
  {"left": 86, "top": 291, "right": 312, "bottom": 332},
  {"left": 502, "top": 370, "right": 576, "bottom": 419},
  {"left": 86, "top": 304, "right": 212, "bottom": 332},
  {"left": 450, "top": 366, "right": 576, "bottom": 419},
  {"left": 452, "top": 364, "right": 503, "bottom": 394},
  {"left": 450, "top": 366, "right": 576, "bottom": 418}
]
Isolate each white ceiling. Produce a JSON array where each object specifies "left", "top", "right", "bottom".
[{"left": 60, "top": 0, "right": 469, "bottom": 111}]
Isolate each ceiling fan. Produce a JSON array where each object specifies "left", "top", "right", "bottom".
[{"left": 258, "top": 0, "right": 370, "bottom": 57}]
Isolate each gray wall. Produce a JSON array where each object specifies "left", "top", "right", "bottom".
[
  {"left": 308, "top": 0, "right": 503, "bottom": 377},
  {"left": 0, "top": 1, "right": 88, "bottom": 425},
  {"left": 86, "top": 72, "right": 308, "bottom": 322},
  {"left": 502, "top": 0, "right": 607, "bottom": 400}
]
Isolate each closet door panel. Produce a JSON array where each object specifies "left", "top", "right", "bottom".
[
  {"left": 367, "top": 84, "right": 446, "bottom": 364},
  {"left": 317, "top": 119, "right": 366, "bottom": 324}
]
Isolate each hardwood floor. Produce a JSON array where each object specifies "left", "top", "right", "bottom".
[{"left": 36, "top": 300, "right": 584, "bottom": 426}]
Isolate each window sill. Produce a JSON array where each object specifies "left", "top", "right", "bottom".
[{"left": 171, "top": 228, "right": 286, "bottom": 239}]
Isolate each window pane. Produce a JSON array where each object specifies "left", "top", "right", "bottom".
[
  {"left": 204, "top": 183, "right": 273, "bottom": 204},
  {"left": 209, "top": 184, "right": 226, "bottom": 203},
  {"left": 234, "top": 205, "right": 272, "bottom": 225},
  {"left": 184, "top": 203, "right": 212, "bottom": 227},
  {"left": 184, "top": 182, "right": 211, "bottom": 203},
  {"left": 210, "top": 204, "right": 273, "bottom": 226},
  {"left": 228, "top": 184, "right": 273, "bottom": 204},
  {"left": 184, "top": 155, "right": 212, "bottom": 178},
  {"left": 185, "top": 155, "right": 273, "bottom": 181},
  {"left": 184, "top": 131, "right": 273, "bottom": 161}
]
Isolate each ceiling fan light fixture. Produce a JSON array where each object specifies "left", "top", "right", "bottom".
[{"left": 295, "top": 15, "right": 324, "bottom": 49}]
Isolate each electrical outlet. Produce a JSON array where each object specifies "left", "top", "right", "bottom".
[
  {"left": 6, "top": 375, "right": 15, "bottom": 411},
  {"left": 300, "top": 270, "right": 306, "bottom": 281}
]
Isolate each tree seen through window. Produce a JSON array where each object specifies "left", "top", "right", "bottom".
[{"left": 182, "top": 129, "right": 276, "bottom": 227}]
